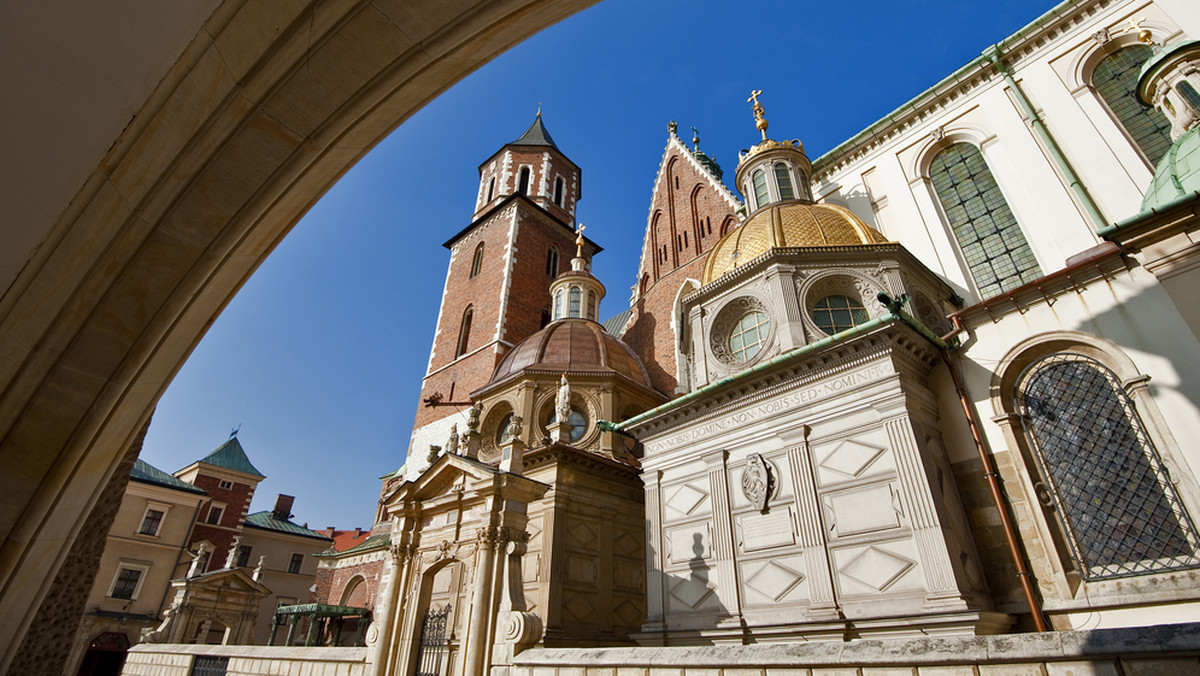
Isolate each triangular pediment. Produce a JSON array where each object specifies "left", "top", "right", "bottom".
[{"left": 182, "top": 567, "right": 271, "bottom": 596}]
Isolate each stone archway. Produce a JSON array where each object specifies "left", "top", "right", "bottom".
[{"left": 0, "top": 0, "right": 596, "bottom": 669}]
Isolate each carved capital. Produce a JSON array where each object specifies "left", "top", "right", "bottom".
[{"left": 390, "top": 543, "right": 417, "bottom": 564}]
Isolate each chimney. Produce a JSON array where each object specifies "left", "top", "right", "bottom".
[
  {"left": 355, "top": 527, "right": 364, "bottom": 538},
  {"left": 273, "top": 494, "right": 295, "bottom": 520}
]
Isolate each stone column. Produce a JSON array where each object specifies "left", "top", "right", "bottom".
[
  {"left": 641, "top": 470, "right": 667, "bottom": 638},
  {"left": 366, "top": 518, "right": 416, "bottom": 676},
  {"left": 786, "top": 439, "right": 840, "bottom": 621},
  {"left": 704, "top": 449, "right": 744, "bottom": 633},
  {"left": 461, "top": 527, "right": 501, "bottom": 676}
]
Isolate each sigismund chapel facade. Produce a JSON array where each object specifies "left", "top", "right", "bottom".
[{"left": 127, "top": 0, "right": 1200, "bottom": 673}]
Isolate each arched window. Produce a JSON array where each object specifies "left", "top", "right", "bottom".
[
  {"left": 811, "top": 295, "right": 869, "bottom": 334},
  {"left": 774, "top": 163, "right": 795, "bottom": 200},
  {"left": 1178, "top": 81, "right": 1200, "bottom": 113},
  {"left": 517, "top": 166, "right": 531, "bottom": 195},
  {"left": 456, "top": 306, "right": 473, "bottom": 358},
  {"left": 752, "top": 169, "right": 769, "bottom": 208},
  {"left": 546, "top": 246, "right": 559, "bottom": 276},
  {"left": 640, "top": 274, "right": 650, "bottom": 296},
  {"left": 568, "top": 286, "right": 581, "bottom": 318},
  {"left": 1015, "top": 353, "right": 1200, "bottom": 580},
  {"left": 554, "top": 290, "right": 564, "bottom": 319},
  {"left": 553, "top": 176, "right": 565, "bottom": 206},
  {"left": 929, "top": 143, "right": 1041, "bottom": 298},
  {"left": 486, "top": 176, "right": 496, "bottom": 202},
  {"left": 469, "top": 242, "right": 484, "bottom": 278},
  {"left": 1093, "top": 45, "right": 1172, "bottom": 166},
  {"left": 587, "top": 291, "right": 597, "bottom": 321}
]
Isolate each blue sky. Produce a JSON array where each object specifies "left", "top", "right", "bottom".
[{"left": 140, "top": 0, "right": 1058, "bottom": 529}]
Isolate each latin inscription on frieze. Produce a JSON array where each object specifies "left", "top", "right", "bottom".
[
  {"left": 740, "top": 508, "right": 795, "bottom": 551},
  {"left": 647, "top": 363, "right": 889, "bottom": 453}
]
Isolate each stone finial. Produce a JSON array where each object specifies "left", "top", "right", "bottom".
[
  {"left": 225, "top": 536, "right": 242, "bottom": 569},
  {"left": 427, "top": 444, "right": 441, "bottom": 466},
  {"left": 253, "top": 555, "right": 266, "bottom": 582},
  {"left": 188, "top": 542, "right": 213, "bottom": 578},
  {"left": 467, "top": 403, "right": 482, "bottom": 433},
  {"left": 500, "top": 416, "right": 526, "bottom": 475}
]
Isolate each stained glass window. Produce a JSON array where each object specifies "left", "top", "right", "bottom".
[
  {"left": 1093, "top": 46, "right": 1172, "bottom": 166},
  {"left": 729, "top": 311, "right": 770, "bottom": 362},
  {"left": 930, "top": 143, "right": 1041, "bottom": 298},
  {"left": 811, "top": 295, "right": 869, "bottom": 334},
  {"left": 569, "top": 286, "right": 581, "bottom": 318},
  {"left": 1016, "top": 353, "right": 1200, "bottom": 580}
]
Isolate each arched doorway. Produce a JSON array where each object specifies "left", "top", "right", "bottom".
[
  {"left": 0, "top": 1, "right": 597, "bottom": 669},
  {"left": 74, "top": 632, "right": 129, "bottom": 676}
]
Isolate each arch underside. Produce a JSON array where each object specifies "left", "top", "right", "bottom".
[{"left": 0, "top": 0, "right": 597, "bottom": 667}]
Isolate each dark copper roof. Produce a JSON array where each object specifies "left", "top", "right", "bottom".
[{"left": 482, "top": 319, "right": 653, "bottom": 392}]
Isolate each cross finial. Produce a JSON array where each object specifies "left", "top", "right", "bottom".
[
  {"left": 229, "top": 424, "right": 241, "bottom": 439},
  {"left": 691, "top": 126, "right": 700, "bottom": 151},
  {"left": 575, "top": 223, "right": 586, "bottom": 258},
  {"left": 748, "top": 89, "right": 769, "bottom": 141},
  {"left": 1125, "top": 17, "right": 1154, "bottom": 44},
  {"left": 537, "top": 102, "right": 542, "bottom": 117}
]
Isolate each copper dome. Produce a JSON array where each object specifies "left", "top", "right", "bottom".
[{"left": 480, "top": 319, "right": 654, "bottom": 393}]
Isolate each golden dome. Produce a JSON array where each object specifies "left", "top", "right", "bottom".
[{"left": 702, "top": 200, "right": 890, "bottom": 284}]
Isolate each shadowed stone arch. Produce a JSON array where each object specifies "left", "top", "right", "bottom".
[{"left": 0, "top": 0, "right": 597, "bottom": 667}]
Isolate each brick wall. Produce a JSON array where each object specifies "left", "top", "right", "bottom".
[
  {"left": 623, "top": 138, "right": 739, "bottom": 395},
  {"left": 187, "top": 474, "right": 256, "bottom": 571}
]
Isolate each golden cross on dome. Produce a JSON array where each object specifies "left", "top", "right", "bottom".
[
  {"left": 575, "top": 223, "right": 586, "bottom": 257},
  {"left": 1125, "top": 17, "right": 1154, "bottom": 44},
  {"left": 748, "top": 89, "right": 769, "bottom": 141}
]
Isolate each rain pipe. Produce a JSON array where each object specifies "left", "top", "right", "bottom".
[{"left": 982, "top": 45, "right": 1107, "bottom": 232}]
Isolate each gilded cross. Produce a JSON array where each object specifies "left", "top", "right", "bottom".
[
  {"left": 575, "top": 223, "right": 586, "bottom": 257},
  {"left": 1124, "top": 16, "right": 1145, "bottom": 34},
  {"left": 747, "top": 89, "right": 763, "bottom": 106}
]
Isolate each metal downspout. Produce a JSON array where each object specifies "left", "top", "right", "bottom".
[
  {"left": 940, "top": 342, "right": 1049, "bottom": 632},
  {"left": 983, "top": 45, "right": 1108, "bottom": 232}
]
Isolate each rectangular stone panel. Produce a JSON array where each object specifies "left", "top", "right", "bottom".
[
  {"left": 827, "top": 484, "right": 900, "bottom": 537},
  {"left": 740, "top": 508, "right": 796, "bottom": 551}
]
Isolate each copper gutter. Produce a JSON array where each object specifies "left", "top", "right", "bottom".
[{"left": 940, "top": 318, "right": 1049, "bottom": 631}]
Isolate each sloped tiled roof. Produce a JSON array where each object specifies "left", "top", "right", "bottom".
[
  {"left": 244, "top": 511, "right": 332, "bottom": 542},
  {"left": 197, "top": 437, "right": 265, "bottom": 478},
  {"left": 601, "top": 308, "right": 633, "bottom": 337},
  {"left": 315, "top": 527, "right": 375, "bottom": 552},
  {"left": 509, "top": 113, "right": 558, "bottom": 149},
  {"left": 131, "top": 459, "right": 206, "bottom": 494},
  {"left": 317, "top": 532, "right": 391, "bottom": 558}
]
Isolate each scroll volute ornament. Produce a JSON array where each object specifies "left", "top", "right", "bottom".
[{"left": 742, "top": 453, "right": 773, "bottom": 513}]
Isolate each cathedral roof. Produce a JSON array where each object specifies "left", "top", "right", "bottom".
[
  {"left": 479, "top": 319, "right": 654, "bottom": 394},
  {"left": 244, "top": 511, "right": 333, "bottom": 541},
  {"left": 702, "top": 200, "right": 890, "bottom": 284},
  {"left": 509, "top": 112, "right": 559, "bottom": 149}
]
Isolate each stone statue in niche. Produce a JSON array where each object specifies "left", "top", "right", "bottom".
[
  {"left": 556, "top": 374, "right": 572, "bottom": 422},
  {"left": 742, "top": 453, "right": 773, "bottom": 513},
  {"left": 446, "top": 424, "right": 460, "bottom": 455}
]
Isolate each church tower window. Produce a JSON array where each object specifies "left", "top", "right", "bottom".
[
  {"left": 587, "top": 291, "right": 597, "bottom": 321},
  {"left": 1015, "top": 353, "right": 1200, "bottom": 580},
  {"left": 752, "top": 170, "right": 769, "bottom": 209},
  {"left": 470, "top": 242, "right": 484, "bottom": 278},
  {"left": 456, "top": 306, "right": 473, "bottom": 358},
  {"left": 518, "top": 166, "right": 532, "bottom": 195},
  {"left": 774, "top": 163, "right": 795, "bottom": 200},
  {"left": 569, "top": 286, "right": 581, "bottom": 318},
  {"left": 554, "top": 290, "right": 564, "bottom": 319},
  {"left": 811, "top": 295, "right": 869, "bottom": 334},
  {"left": 553, "top": 176, "right": 565, "bottom": 206},
  {"left": 547, "top": 246, "right": 560, "bottom": 276},
  {"left": 929, "top": 143, "right": 1040, "bottom": 298},
  {"left": 1093, "top": 45, "right": 1172, "bottom": 166},
  {"left": 486, "top": 176, "right": 496, "bottom": 202}
]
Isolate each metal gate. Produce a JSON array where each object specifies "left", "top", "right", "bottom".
[
  {"left": 190, "top": 656, "right": 229, "bottom": 676},
  {"left": 414, "top": 604, "right": 451, "bottom": 676}
]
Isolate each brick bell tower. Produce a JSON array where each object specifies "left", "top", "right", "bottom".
[{"left": 407, "top": 113, "right": 599, "bottom": 465}]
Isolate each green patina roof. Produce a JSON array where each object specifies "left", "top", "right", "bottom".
[
  {"left": 131, "top": 459, "right": 206, "bottom": 494},
  {"left": 197, "top": 437, "right": 265, "bottom": 478},
  {"left": 317, "top": 532, "right": 391, "bottom": 557},
  {"left": 1141, "top": 125, "right": 1200, "bottom": 213},
  {"left": 243, "top": 511, "right": 332, "bottom": 541},
  {"left": 509, "top": 113, "right": 558, "bottom": 149}
]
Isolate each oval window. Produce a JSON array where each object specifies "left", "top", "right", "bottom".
[{"left": 729, "top": 311, "right": 770, "bottom": 362}]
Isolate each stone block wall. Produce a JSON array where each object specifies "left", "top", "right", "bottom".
[
  {"left": 123, "top": 645, "right": 367, "bottom": 676},
  {"left": 509, "top": 623, "right": 1200, "bottom": 676}
]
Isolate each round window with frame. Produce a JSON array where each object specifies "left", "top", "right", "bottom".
[
  {"left": 729, "top": 310, "right": 770, "bottom": 363},
  {"left": 811, "top": 294, "right": 870, "bottom": 335},
  {"left": 710, "top": 296, "right": 773, "bottom": 367},
  {"left": 540, "top": 402, "right": 589, "bottom": 443}
]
